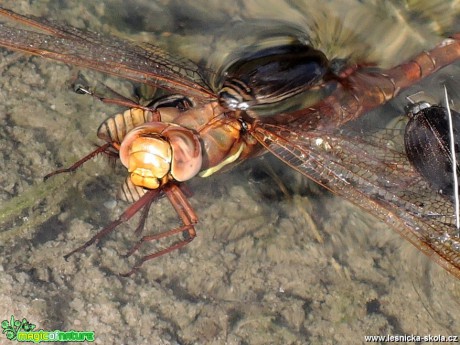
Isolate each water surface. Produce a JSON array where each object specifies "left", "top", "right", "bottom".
[{"left": 0, "top": 1, "right": 459, "bottom": 344}]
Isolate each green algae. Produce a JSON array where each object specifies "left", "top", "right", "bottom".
[{"left": 0, "top": 175, "right": 69, "bottom": 242}]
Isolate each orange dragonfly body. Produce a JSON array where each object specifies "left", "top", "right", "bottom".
[{"left": 1, "top": 7, "right": 460, "bottom": 277}]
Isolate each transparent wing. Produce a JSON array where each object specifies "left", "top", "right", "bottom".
[
  {"left": 254, "top": 122, "right": 460, "bottom": 278},
  {"left": 0, "top": 7, "right": 216, "bottom": 104}
]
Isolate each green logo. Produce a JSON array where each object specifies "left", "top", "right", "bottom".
[
  {"left": 1, "top": 316, "right": 95, "bottom": 343},
  {"left": 1, "top": 315, "right": 35, "bottom": 341}
]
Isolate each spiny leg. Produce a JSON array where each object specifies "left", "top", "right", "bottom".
[
  {"left": 120, "top": 183, "right": 198, "bottom": 277},
  {"left": 64, "top": 188, "right": 161, "bottom": 260},
  {"left": 44, "top": 142, "right": 115, "bottom": 180},
  {"left": 133, "top": 195, "right": 155, "bottom": 236},
  {"left": 74, "top": 85, "right": 162, "bottom": 122}
]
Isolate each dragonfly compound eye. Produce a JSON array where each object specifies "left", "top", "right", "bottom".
[{"left": 119, "top": 123, "right": 202, "bottom": 189}]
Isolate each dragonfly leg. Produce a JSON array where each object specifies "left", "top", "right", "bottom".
[
  {"left": 120, "top": 183, "right": 198, "bottom": 277},
  {"left": 133, "top": 196, "right": 155, "bottom": 236},
  {"left": 63, "top": 189, "right": 161, "bottom": 260},
  {"left": 74, "top": 84, "right": 163, "bottom": 121},
  {"left": 43, "top": 142, "right": 115, "bottom": 180}
]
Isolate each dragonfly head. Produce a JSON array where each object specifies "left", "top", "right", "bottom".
[{"left": 119, "top": 123, "right": 202, "bottom": 189}]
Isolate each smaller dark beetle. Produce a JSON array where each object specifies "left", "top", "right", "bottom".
[{"left": 405, "top": 102, "right": 460, "bottom": 200}]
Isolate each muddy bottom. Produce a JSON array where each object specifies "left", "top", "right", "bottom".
[{"left": 0, "top": 1, "right": 459, "bottom": 344}]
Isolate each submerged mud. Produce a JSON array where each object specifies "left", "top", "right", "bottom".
[{"left": 0, "top": 1, "right": 459, "bottom": 344}]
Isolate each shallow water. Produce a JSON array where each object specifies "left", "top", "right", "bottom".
[{"left": 0, "top": 0, "right": 459, "bottom": 344}]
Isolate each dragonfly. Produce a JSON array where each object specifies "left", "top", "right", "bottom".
[{"left": 1, "top": 7, "right": 460, "bottom": 277}]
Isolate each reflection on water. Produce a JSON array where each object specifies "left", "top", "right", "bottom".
[{"left": 0, "top": 0, "right": 459, "bottom": 344}]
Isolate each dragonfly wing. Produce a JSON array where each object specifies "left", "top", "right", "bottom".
[
  {"left": 0, "top": 7, "right": 215, "bottom": 103},
  {"left": 254, "top": 122, "right": 460, "bottom": 278}
]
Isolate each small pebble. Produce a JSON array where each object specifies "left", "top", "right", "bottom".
[{"left": 103, "top": 199, "right": 117, "bottom": 209}]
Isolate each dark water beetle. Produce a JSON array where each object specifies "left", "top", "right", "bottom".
[
  {"left": 218, "top": 43, "right": 329, "bottom": 110},
  {"left": 405, "top": 102, "right": 460, "bottom": 200}
]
